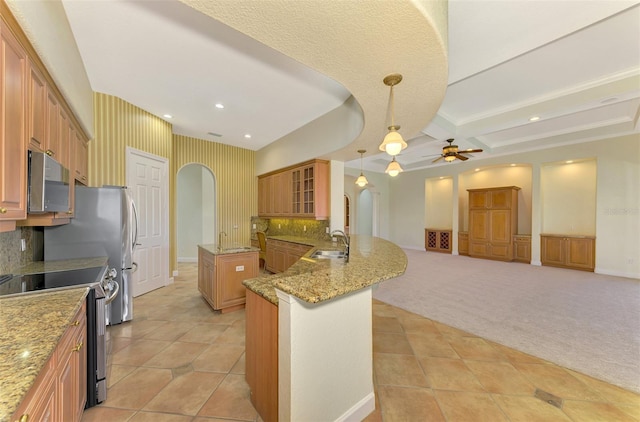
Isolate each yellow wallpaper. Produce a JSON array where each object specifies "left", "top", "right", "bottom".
[
  {"left": 90, "top": 92, "right": 173, "bottom": 187},
  {"left": 91, "top": 94, "right": 257, "bottom": 274},
  {"left": 172, "top": 135, "right": 257, "bottom": 267}
]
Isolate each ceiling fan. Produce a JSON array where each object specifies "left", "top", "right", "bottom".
[{"left": 432, "top": 138, "right": 483, "bottom": 163}]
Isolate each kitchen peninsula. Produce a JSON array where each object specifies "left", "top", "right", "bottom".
[{"left": 243, "top": 235, "right": 407, "bottom": 422}]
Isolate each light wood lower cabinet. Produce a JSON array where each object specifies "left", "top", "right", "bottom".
[
  {"left": 246, "top": 289, "right": 278, "bottom": 422},
  {"left": 425, "top": 229, "right": 452, "bottom": 253},
  {"left": 513, "top": 235, "right": 532, "bottom": 263},
  {"left": 541, "top": 234, "right": 595, "bottom": 271},
  {"left": 265, "top": 239, "right": 312, "bottom": 274},
  {"left": 458, "top": 232, "right": 469, "bottom": 255},
  {"left": 13, "top": 302, "right": 87, "bottom": 422},
  {"left": 198, "top": 247, "right": 259, "bottom": 313}
]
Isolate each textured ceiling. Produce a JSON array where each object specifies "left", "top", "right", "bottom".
[{"left": 60, "top": 0, "right": 640, "bottom": 172}]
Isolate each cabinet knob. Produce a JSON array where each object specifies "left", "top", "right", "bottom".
[
  {"left": 45, "top": 149, "right": 54, "bottom": 156},
  {"left": 71, "top": 320, "right": 80, "bottom": 326},
  {"left": 82, "top": 176, "right": 87, "bottom": 181},
  {"left": 67, "top": 210, "right": 73, "bottom": 214},
  {"left": 72, "top": 341, "right": 83, "bottom": 352},
  {"left": 0, "top": 208, "right": 6, "bottom": 214},
  {"left": 18, "top": 415, "right": 29, "bottom": 422}
]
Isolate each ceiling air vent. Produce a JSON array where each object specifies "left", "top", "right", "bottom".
[{"left": 207, "top": 132, "right": 222, "bottom": 137}]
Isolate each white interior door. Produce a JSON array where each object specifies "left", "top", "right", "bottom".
[{"left": 126, "top": 147, "right": 169, "bottom": 297}]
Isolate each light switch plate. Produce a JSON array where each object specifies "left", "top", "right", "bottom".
[{"left": 235, "top": 265, "right": 245, "bottom": 271}]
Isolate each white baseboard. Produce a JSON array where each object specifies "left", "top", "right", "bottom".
[
  {"left": 531, "top": 260, "right": 542, "bottom": 266},
  {"left": 334, "top": 392, "right": 375, "bottom": 422},
  {"left": 595, "top": 267, "right": 640, "bottom": 280}
]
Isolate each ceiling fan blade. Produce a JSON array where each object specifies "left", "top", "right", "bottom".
[
  {"left": 455, "top": 154, "right": 469, "bottom": 161},
  {"left": 459, "top": 148, "right": 483, "bottom": 153},
  {"left": 432, "top": 156, "right": 444, "bottom": 163}
]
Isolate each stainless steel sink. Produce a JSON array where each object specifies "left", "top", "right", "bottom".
[{"left": 310, "top": 249, "right": 347, "bottom": 259}]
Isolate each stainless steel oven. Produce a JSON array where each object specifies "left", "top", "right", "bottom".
[{"left": 0, "top": 265, "right": 117, "bottom": 408}]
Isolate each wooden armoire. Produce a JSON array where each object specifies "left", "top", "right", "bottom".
[{"left": 467, "top": 186, "right": 520, "bottom": 261}]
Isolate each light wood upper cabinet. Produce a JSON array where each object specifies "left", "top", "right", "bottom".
[
  {"left": 46, "top": 90, "right": 60, "bottom": 159},
  {"left": 74, "top": 130, "right": 88, "bottom": 184},
  {"left": 58, "top": 106, "right": 70, "bottom": 169},
  {"left": 0, "top": 21, "right": 28, "bottom": 231},
  {"left": 28, "top": 59, "right": 46, "bottom": 151},
  {"left": 258, "top": 159, "right": 329, "bottom": 219},
  {"left": 468, "top": 186, "right": 520, "bottom": 261}
]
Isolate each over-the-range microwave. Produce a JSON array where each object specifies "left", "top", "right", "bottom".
[{"left": 27, "top": 150, "right": 70, "bottom": 213}]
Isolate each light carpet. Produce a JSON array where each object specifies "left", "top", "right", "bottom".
[{"left": 373, "top": 249, "right": 640, "bottom": 393}]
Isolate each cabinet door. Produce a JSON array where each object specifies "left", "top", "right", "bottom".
[
  {"left": 74, "top": 131, "right": 88, "bottom": 184},
  {"left": 274, "top": 248, "right": 286, "bottom": 273},
  {"left": 46, "top": 91, "right": 59, "bottom": 158},
  {"left": 513, "top": 237, "right": 531, "bottom": 263},
  {"left": 57, "top": 318, "right": 85, "bottom": 422},
  {"left": 302, "top": 165, "right": 315, "bottom": 215},
  {"left": 215, "top": 252, "right": 258, "bottom": 310},
  {"left": 566, "top": 238, "right": 595, "bottom": 270},
  {"left": 12, "top": 360, "right": 57, "bottom": 422},
  {"left": 490, "top": 210, "right": 512, "bottom": 243},
  {"left": 469, "top": 191, "right": 488, "bottom": 208},
  {"left": 291, "top": 169, "right": 301, "bottom": 214},
  {"left": 541, "top": 236, "right": 565, "bottom": 266},
  {"left": 28, "top": 60, "right": 46, "bottom": 151},
  {"left": 469, "top": 210, "right": 490, "bottom": 242},
  {"left": 258, "top": 177, "right": 266, "bottom": 216},
  {"left": 58, "top": 107, "right": 70, "bottom": 169},
  {"left": 458, "top": 233, "right": 469, "bottom": 255},
  {"left": 0, "top": 24, "right": 28, "bottom": 223},
  {"left": 489, "top": 189, "right": 513, "bottom": 209}
]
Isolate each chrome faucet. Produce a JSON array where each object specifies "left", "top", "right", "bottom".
[
  {"left": 218, "top": 231, "right": 227, "bottom": 251},
  {"left": 330, "top": 230, "right": 350, "bottom": 263}
]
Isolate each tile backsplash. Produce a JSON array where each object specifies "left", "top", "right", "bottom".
[
  {"left": 0, "top": 227, "right": 34, "bottom": 274},
  {"left": 255, "top": 217, "right": 331, "bottom": 241}
]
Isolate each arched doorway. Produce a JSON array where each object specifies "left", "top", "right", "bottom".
[
  {"left": 177, "top": 164, "right": 216, "bottom": 262},
  {"left": 357, "top": 189, "right": 374, "bottom": 236}
]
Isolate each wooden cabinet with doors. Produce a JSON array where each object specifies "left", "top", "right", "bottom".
[
  {"left": 0, "top": 20, "right": 28, "bottom": 233},
  {"left": 245, "top": 289, "right": 278, "bottom": 422},
  {"left": 541, "top": 234, "right": 595, "bottom": 271},
  {"left": 513, "top": 235, "right": 531, "bottom": 263},
  {"left": 458, "top": 232, "right": 469, "bottom": 255},
  {"left": 468, "top": 186, "right": 520, "bottom": 261},
  {"left": 258, "top": 159, "right": 330, "bottom": 219},
  {"left": 28, "top": 58, "right": 47, "bottom": 152},
  {"left": 198, "top": 247, "right": 259, "bottom": 313},
  {"left": 265, "top": 238, "right": 312, "bottom": 274},
  {"left": 74, "top": 129, "right": 88, "bottom": 184},
  {"left": 13, "top": 302, "right": 87, "bottom": 422},
  {"left": 425, "top": 228, "right": 452, "bottom": 253}
]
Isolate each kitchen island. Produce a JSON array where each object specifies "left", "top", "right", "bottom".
[
  {"left": 197, "top": 245, "right": 259, "bottom": 313},
  {"left": 243, "top": 235, "right": 407, "bottom": 422}
]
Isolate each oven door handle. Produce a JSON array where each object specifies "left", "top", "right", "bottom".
[{"left": 104, "top": 280, "right": 120, "bottom": 305}]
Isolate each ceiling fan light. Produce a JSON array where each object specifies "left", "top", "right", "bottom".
[
  {"left": 385, "top": 157, "right": 403, "bottom": 177},
  {"left": 355, "top": 173, "right": 368, "bottom": 187},
  {"left": 379, "top": 127, "right": 407, "bottom": 156},
  {"left": 444, "top": 155, "right": 456, "bottom": 162}
]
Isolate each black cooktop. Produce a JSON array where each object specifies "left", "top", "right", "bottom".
[{"left": 0, "top": 266, "right": 107, "bottom": 297}]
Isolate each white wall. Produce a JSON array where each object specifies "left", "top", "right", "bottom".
[
  {"left": 541, "top": 159, "right": 596, "bottom": 235},
  {"left": 386, "top": 134, "right": 640, "bottom": 278},
  {"left": 177, "top": 164, "right": 215, "bottom": 261},
  {"left": 344, "top": 167, "right": 391, "bottom": 240},
  {"left": 425, "top": 177, "right": 453, "bottom": 229}
]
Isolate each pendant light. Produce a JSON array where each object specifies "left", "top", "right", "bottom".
[
  {"left": 385, "top": 156, "right": 403, "bottom": 177},
  {"left": 378, "top": 73, "right": 408, "bottom": 156},
  {"left": 355, "top": 149, "right": 368, "bottom": 187}
]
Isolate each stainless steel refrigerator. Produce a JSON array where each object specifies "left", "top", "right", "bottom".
[{"left": 44, "top": 185, "right": 138, "bottom": 325}]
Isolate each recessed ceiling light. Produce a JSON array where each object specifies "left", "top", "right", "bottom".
[
  {"left": 244, "top": 134, "right": 252, "bottom": 139},
  {"left": 163, "top": 114, "right": 172, "bottom": 119},
  {"left": 215, "top": 103, "right": 224, "bottom": 109},
  {"left": 529, "top": 116, "right": 540, "bottom": 122},
  {"left": 475, "top": 168, "right": 480, "bottom": 172},
  {"left": 565, "top": 160, "right": 574, "bottom": 164},
  {"left": 510, "top": 163, "right": 516, "bottom": 167}
]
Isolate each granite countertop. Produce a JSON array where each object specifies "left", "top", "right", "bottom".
[
  {"left": 13, "top": 257, "right": 109, "bottom": 276},
  {"left": 243, "top": 235, "right": 407, "bottom": 306},
  {"left": 198, "top": 244, "right": 260, "bottom": 255},
  {"left": 0, "top": 288, "right": 89, "bottom": 421}
]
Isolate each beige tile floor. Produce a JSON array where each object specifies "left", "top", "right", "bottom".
[{"left": 82, "top": 263, "right": 640, "bottom": 421}]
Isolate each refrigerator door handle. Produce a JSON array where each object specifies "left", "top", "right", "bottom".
[
  {"left": 131, "top": 262, "right": 138, "bottom": 273},
  {"left": 131, "top": 199, "right": 139, "bottom": 252}
]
